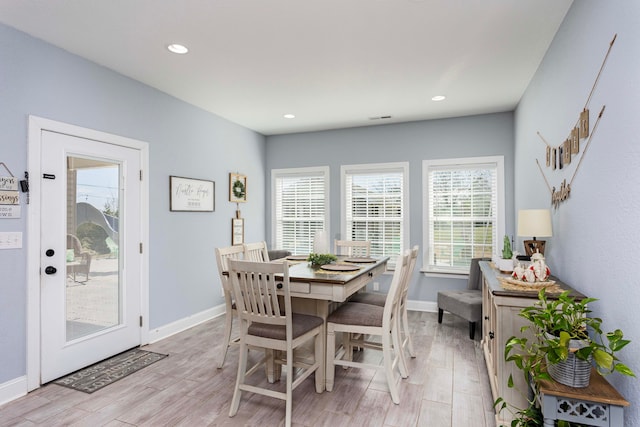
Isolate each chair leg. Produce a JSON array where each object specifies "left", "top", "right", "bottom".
[
  {"left": 382, "top": 330, "right": 400, "bottom": 404},
  {"left": 218, "top": 311, "right": 233, "bottom": 369},
  {"left": 438, "top": 308, "right": 444, "bottom": 323},
  {"left": 401, "top": 306, "right": 416, "bottom": 358},
  {"left": 326, "top": 326, "right": 336, "bottom": 392},
  {"left": 229, "top": 340, "right": 247, "bottom": 417},
  {"left": 468, "top": 322, "right": 476, "bottom": 340},
  {"left": 285, "top": 347, "right": 293, "bottom": 427},
  {"left": 392, "top": 317, "right": 408, "bottom": 379},
  {"left": 314, "top": 328, "right": 324, "bottom": 393}
]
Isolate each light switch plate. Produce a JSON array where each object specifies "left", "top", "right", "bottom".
[{"left": 0, "top": 232, "right": 23, "bottom": 249}]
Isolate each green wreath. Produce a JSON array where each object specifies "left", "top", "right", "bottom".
[{"left": 232, "top": 179, "right": 246, "bottom": 199}]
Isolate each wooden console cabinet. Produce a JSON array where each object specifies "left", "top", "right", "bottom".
[{"left": 479, "top": 261, "right": 585, "bottom": 426}]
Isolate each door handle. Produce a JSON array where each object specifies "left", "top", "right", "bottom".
[{"left": 45, "top": 266, "right": 57, "bottom": 275}]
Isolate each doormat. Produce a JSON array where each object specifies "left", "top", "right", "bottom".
[{"left": 53, "top": 348, "right": 168, "bottom": 393}]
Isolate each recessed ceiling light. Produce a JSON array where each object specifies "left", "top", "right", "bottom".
[
  {"left": 283, "top": 114, "right": 295, "bottom": 119},
  {"left": 167, "top": 44, "right": 189, "bottom": 54},
  {"left": 431, "top": 95, "right": 446, "bottom": 101}
]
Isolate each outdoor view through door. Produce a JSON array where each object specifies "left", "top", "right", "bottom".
[
  {"left": 39, "top": 127, "right": 142, "bottom": 384},
  {"left": 66, "top": 157, "right": 120, "bottom": 340}
]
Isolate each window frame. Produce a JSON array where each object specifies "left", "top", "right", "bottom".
[
  {"left": 341, "top": 162, "right": 410, "bottom": 269},
  {"left": 422, "top": 156, "right": 505, "bottom": 275},
  {"left": 271, "top": 166, "right": 330, "bottom": 254}
]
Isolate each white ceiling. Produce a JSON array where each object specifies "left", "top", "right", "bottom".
[{"left": 0, "top": 0, "right": 573, "bottom": 136}]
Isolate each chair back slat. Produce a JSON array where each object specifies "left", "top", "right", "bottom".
[
  {"left": 244, "top": 241, "right": 270, "bottom": 262},
  {"left": 229, "top": 259, "right": 289, "bottom": 328},
  {"left": 400, "top": 246, "right": 419, "bottom": 302},
  {"left": 334, "top": 240, "right": 371, "bottom": 257},
  {"left": 383, "top": 250, "right": 411, "bottom": 331},
  {"left": 215, "top": 245, "right": 245, "bottom": 292}
]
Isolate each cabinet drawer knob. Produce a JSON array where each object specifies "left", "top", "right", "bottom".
[
  {"left": 489, "top": 331, "right": 495, "bottom": 339},
  {"left": 484, "top": 315, "right": 489, "bottom": 320}
]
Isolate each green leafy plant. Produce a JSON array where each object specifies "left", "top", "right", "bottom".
[
  {"left": 307, "top": 253, "right": 337, "bottom": 266},
  {"left": 502, "top": 235, "right": 513, "bottom": 259},
  {"left": 495, "top": 288, "right": 635, "bottom": 426}
]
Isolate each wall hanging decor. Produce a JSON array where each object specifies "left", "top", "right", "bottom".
[
  {"left": 169, "top": 175, "right": 215, "bottom": 212},
  {"left": 229, "top": 173, "right": 247, "bottom": 203},
  {"left": 535, "top": 34, "right": 616, "bottom": 209},
  {"left": 232, "top": 217, "right": 244, "bottom": 245}
]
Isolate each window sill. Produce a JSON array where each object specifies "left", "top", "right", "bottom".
[{"left": 420, "top": 270, "right": 468, "bottom": 280}]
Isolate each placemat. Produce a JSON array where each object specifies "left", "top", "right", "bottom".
[
  {"left": 344, "top": 257, "right": 376, "bottom": 263},
  {"left": 319, "top": 264, "right": 361, "bottom": 272}
]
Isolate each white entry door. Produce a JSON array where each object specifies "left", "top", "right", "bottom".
[{"left": 40, "top": 130, "right": 143, "bottom": 383}]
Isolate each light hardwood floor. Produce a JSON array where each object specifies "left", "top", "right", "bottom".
[{"left": 0, "top": 311, "right": 497, "bottom": 426}]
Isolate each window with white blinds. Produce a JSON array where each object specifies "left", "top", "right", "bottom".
[
  {"left": 342, "top": 163, "right": 409, "bottom": 268},
  {"left": 272, "top": 167, "right": 329, "bottom": 255},
  {"left": 423, "top": 156, "right": 504, "bottom": 274}
]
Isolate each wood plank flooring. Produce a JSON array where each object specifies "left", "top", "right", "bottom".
[{"left": 0, "top": 311, "right": 497, "bottom": 426}]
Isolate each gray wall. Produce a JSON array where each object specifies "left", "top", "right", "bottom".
[
  {"left": 266, "top": 113, "right": 515, "bottom": 301},
  {"left": 515, "top": 1, "right": 640, "bottom": 424},
  {"left": 0, "top": 23, "right": 266, "bottom": 384}
]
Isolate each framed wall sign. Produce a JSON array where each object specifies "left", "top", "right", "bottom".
[
  {"left": 232, "top": 218, "right": 244, "bottom": 245},
  {"left": 229, "top": 173, "right": 247, "bottom": 203},
  {"left": 169, "top": 176, "right": 215, "bottom": 212}
]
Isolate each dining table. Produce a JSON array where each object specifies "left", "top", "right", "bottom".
[{"left": 269, "top": 254, "right": 390, "bottom": 390}]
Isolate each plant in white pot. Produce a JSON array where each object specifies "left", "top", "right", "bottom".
[
  {"left": 495, "top": 288, "right": 635, "bottom": 425},
  {"left": 497, "top": 235, "right": 514, "bottom": 273}
]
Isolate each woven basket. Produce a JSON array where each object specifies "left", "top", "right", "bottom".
[{"left": 547, "top": 352, "right": 592, "bottom": 388}]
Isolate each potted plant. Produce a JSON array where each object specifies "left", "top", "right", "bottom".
[
  {"left": 497, "top": 235, "right": 514, "bottom": 273},
  {"left": 307, "top": 253, "right": 337, "bottom": 267},
  {"left": 495, "top": 288, "right": 635, "bottom": 426}
]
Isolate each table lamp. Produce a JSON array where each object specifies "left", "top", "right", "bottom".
[{"left": 517, "top": 209, "right": 552, "bottom": 257}]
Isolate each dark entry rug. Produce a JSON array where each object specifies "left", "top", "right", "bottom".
[{"left": 53, "top": 348, "right": 168, "bottom": 393}]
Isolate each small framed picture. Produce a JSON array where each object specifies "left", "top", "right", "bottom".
[
  {"left": 571, "top": 126, "right": 580, "bottom": 154},
  {"left": 563, "top": 139, "right": 571, "bottom": 165},
  {"left": 229, "top": 173, "right": 247, "bottom": 203},
  {"left": 232, "top": 218, "right": 244, "bottom": 245},
  {"left": 546, "top": 146, "right": 551, "bottom": 167},
  {"left": 579, "top": 109, "right": 590, "bottom": 139},
  {"left": 169, "top": 176, "right": 214, "bottom": 212},
  {"left": 558, "top": 145, "right": 564, "bottom": 170}
]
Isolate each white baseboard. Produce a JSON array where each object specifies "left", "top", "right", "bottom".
[
  {"left": 0, "top": 376, "right": 27, "bottom": 407},
  {"left": 147, "top": 304, "right": 226, "bottom": 344},
  {"left": 406, "top": 299, "right": 438, "bottom": 313}
]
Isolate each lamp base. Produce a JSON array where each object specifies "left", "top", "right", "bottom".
[{"left": 523, "top": 240, "right": 546, "bottom": 257}]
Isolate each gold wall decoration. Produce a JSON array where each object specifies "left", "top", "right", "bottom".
[{"left": 535, "top": 34, "right": 616, "bottom": 208}]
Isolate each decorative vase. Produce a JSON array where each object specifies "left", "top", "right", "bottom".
[
  {"left": 546, "top": 336, "right": 592, "bottom": 388},
  {"left": 497, "top": 257, "right": 513, "bottom": 273}
]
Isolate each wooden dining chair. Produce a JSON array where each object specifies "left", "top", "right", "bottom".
[
  {"left": 334, "top": 239, "right": 371, "bottom": 257},
  {"left": 325, "top": 250, "right": 410, "bottom": 404},
  {"left": 350, "top": 246, "right": 419, "bottom": 363},
  {"left": 243, "top": 241, "right": 270, "bottom": 262},
  {"left": 214, "top": 245, "right": 245, "bottom": 368},
  {"left": 227, "top": 259, "right": 324, "bottom": 427}
]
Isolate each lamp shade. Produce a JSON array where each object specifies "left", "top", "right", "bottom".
[{"left": 517, "top": 209, "right": 552, "bottom": 238}]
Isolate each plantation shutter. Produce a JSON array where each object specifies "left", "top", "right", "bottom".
[
  {"left": 426, "top": 161, "right": 498, "bottom": 273},
  {"left": 344, "top": 166, "right": 406, "bottom": 267},
  {"left": 274, "top": 169, "right": 327, "bottom": 254}
]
